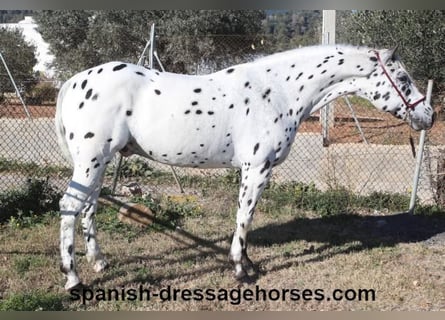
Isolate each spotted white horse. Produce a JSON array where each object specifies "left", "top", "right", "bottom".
[{"left": 55, "top": 45, "right": 435, "bottom": 290}]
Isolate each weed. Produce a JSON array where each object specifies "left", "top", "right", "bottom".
[
  {"left": 356, "top": 191, "right": 411, "bottom": 212},
  {"left": 133, "top": 266, "right": 153, "bottom": 283},
  {"left": 221, "top": 168, "right": 241, "bottom": 186},
  {"left": 12, "top": 255, "right": 48, "bottom": 276},
  {"left": 0, "top": 178, "right": 62, "bottom": 225},
  {"left": 0, "top": 291, "right": 67, "bottom": 311},
  {"left": 136, "top": 194, "right": 203, "bottom": 231},
  {"left": 260, "top": 182, "right": 412, "bottom": 217},
  {"left": 95, "top": 205, "right": 145, "bottom": 242},
  {"left": 106, "top": 157, "right": 170, "bottom": 179},
  {"left": 12, "top": 256, "right": 32, "bottom": 275},
  {"left": 163, "top": 195, "right": 203, "bottom": 219},
  {"left": 414, "top": 204, "right": 445, "bottom": 216}
]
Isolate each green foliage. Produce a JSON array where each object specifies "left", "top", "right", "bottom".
[
  {"left": 35, "top": 10, "right": 266, "bottom": 78},
  {"left": 0, "top": 27, "right": 37, "bottom": 97},
  {"left": 221, "top": 168, "right": 241, "bottom": 186},
  {"left": 261, "top": 182, "right": 411, "bottom": 217},
  {"left": 356, "top": 191, "right": 411, "bottom": 212},
  {"left": 12, "top": 255, "right": 48, "bottom": 276},
  {"left": 25, "top": 81, "right": 58, "bottom": 105},
  {"left": 162, "top": 195, "right": 203, "bottom": 218},
  {"left": 0, "top": 291, "right": 66, "bottom": 311},
  {"left": 263, "top": 11, "right": 322, "bottom": 52},
  {"left": 338, "top": 10, "right": 445, "bottom": 97},
  {"left": 108, "top": 158, "right": 159, "bottom": 179},
  {"left": 33, "top": 10, "right": 92, "bottom": 79},
  {"left": 0, "top": 178, "right": 62, "bottom": 225},
  {"left": 95, "top": 203, "right": 147, "bottom": 242}
]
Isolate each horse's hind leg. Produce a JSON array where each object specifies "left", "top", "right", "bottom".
[
  {"left": 59, "top": 159, "right": 107, "bottom": 290},
  {"left": 229, "top": 159, "right": 273, "bottom": 279},
  {"left": 81, "top": 172, "right": 108, "bottom": 272}
]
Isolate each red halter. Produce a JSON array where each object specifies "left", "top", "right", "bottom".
[{"left": 374, "top": 51, "right": 426, "bottom": 110}]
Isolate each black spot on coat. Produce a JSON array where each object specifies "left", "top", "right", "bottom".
[
  {"left": 253, "top": 143, "right": 260, "bottom": 155},
  {"left": 260, "top": 160, "right": 271, "bottom": 174},
  {"left": 85, "top": 89, "right": 93, "bottom": 100},
  {"left": 84, "top": 132, "right": 95, "bottom": 139},
  {"left": 113, "top": 63, "right": 127, "bottom": 71}
]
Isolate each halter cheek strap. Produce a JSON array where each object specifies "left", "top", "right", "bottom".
[{"left": 374, "top": 51, "right": 426, "bottom": 110}]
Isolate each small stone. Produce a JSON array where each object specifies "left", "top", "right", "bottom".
[{"left": 121, "top": 182, "right": 143, "bottom": 196}]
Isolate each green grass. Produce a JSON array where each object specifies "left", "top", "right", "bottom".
[
  {"left": 12, "top": 255, "right": 49, "bottom": 276},
  {"left": 0, "top": 291, "right": 68, "bottom": 311}
]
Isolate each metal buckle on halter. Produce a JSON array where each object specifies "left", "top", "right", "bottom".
[{"left": 373, "top": 50, "right": 426, "bottom": 110}]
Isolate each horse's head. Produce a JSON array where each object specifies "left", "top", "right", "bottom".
[{"left": 357, "top": 47, "right": 435, "bottom": 131}]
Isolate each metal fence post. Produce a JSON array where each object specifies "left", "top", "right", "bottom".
[
  {"left": 321, "top": 10, "right": 336, "bottom": 147},
  {"left": 0, "top": 52, "right": 32, "bottom": 120},
  {"left": 408, "top": 79, "right": 433, "bottom": 213},
  {"left": 110, "top": 23, "right": 184, "bottom": 195}
]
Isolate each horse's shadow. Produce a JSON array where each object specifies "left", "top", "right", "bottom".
[
  {"left": 106, "top": 209, "right": 445, "bottom": 288},
  {"left": 250, "top": 211, "right": 445, "bottom": 258}
]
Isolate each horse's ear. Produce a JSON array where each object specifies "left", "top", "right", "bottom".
[{"left": 381, "top": 45, "right": 399, "bottom": 63}]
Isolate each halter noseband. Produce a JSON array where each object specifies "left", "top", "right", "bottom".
[{"left": 374, "top": 50, "right": 425, "bottom": 110}]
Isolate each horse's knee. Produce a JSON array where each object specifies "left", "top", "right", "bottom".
[{"left": 59, "top": 190, "right": 87, "bottom": 218}]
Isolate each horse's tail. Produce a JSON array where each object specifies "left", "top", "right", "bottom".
[{"left": 55, "top": 81, "right": 73, "bottom": 165}]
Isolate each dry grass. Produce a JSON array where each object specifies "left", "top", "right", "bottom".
[{"left": 0, "top": 186, "right": 444, "bottom": 311}]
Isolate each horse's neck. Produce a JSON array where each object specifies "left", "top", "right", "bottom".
[{"left": 252, "top": 46, "right": 368, "bottom": 117}]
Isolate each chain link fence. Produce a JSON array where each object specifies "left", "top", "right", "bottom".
[{"left": 0, "top": 34, "right": 443, "bottom": 207}]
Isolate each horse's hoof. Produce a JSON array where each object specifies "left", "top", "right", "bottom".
[
  {"left": 93, "top": 259, "right": 109, "bottom": 272},
  {"left": 65, "top": 280, "right": 83, "bottom": 292},
  {"left": 234, "top": 268, "right": 247, "bottom": 280}
]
